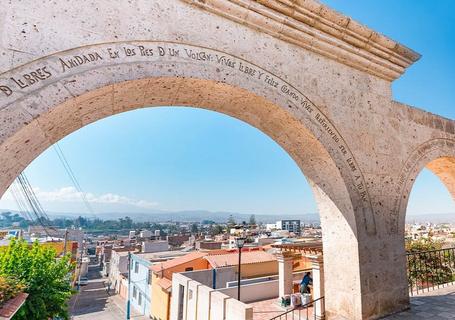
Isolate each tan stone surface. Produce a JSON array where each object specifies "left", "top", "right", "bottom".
[{"left": 0, "top": 1, "right": 453, "bottom": 319}]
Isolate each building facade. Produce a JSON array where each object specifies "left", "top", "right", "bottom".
[
  {"left": 130, "top": 253, "right": 153, "bottom": 316},
  {"left": 276, "top": 220, "right": 301, "bottom": 235},
  {"left": 109, "top": 250, "right": 130, "bottom": 292}
]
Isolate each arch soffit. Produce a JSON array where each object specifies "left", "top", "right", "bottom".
[{"left": 394, "top": 138, "right": 455, "bottom": 234}]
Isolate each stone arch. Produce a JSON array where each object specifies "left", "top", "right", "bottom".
[
  {"left": 395, "top": 138, "right": 455, "bottom": 234},
  {"left": 0, "top": 41, "right": 377, "bottom": 319},
  {"left": 0, "top": 41, "right": 377, "bottom": 235}
]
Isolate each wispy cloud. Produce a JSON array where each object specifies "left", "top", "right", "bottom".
[{"left": 5, "top": 186, "right": 158, "bottom": 209}]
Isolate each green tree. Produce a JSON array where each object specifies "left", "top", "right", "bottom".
[
  {"left": 191, "top": 223, "right": 199, "bottom": 234},
  {"left": 210, "top": 224, "right": 224, "bottom": 235},
  {"left": 249, "top": 214, "right": 256, "bottom": 226},
  {"left": 0, "top": 239, "right": 74, "bottom": 320},
  {"left": 75, "top": 216, "right": 87, "bottom": 228},
  {"left": 119, "top": 216, "right": 133, "bottom": 229}
]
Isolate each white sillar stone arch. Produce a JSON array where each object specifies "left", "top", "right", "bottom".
[
  {"left": 0, "top": 42, "right": 367, "bottom": 318},
  {"left": 0, "top": 1, "right": 453, "bottom": 319}
]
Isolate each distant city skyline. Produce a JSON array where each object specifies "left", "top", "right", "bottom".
[{"left": 0, "top": 0, "right": 454, "bottom": 217}]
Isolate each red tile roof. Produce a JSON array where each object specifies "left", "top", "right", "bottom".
[
  {"left": 0, "top": 293, "right": 28, "bottom": 320},
  {"left": 205, "top": 251, "right": 276, "bottom": 268},
  {"left": 156, "top": 277, "right": 173, "bottom": 292},
  {"left": 150, "top": 251, "right": 207, "bottom": 272}
]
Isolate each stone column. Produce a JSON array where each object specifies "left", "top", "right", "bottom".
[
  {"left": 307, "top": 254, "right": 324, "bottom": 320},
  {"left": 277, "top": 252, "right": 294, "bottom": 298}
]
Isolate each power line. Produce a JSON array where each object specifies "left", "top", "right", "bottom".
[
  {"left": 9, "top": 181, "right": 33, "bottom": 221},
  {"left": 21, "top": 173, "right": 50, "bottom": 221},
  {"left": 15, "top": 172, "right": 54, "bottom": 237},
  {"left": 8, "top": 142, "right": 94, "bottom": 237},
  {"left": 53, "top": 143, "right": 95, "bottom": 216}
]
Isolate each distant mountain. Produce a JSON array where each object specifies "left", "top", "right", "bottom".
[
  {"left": 4, "top": 207, "right": 453, "bottom": 224},
  {"left": 406, "top": 213, "right": 455, "bottom": 224},
  {"left": 0, "top": 208, "right": 320, "bottom": 224}
]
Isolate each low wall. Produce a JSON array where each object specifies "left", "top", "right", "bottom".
[
  {"left": 171, "top": 273, "right": 253, "bottom": 320},
  {"left": 210, "top": 291, "right": 229, "bottom": 320},
  {"left": 197, "top": 285, "right": 214, "bottom": 320},
  {"left": 220, "top": 271, "right": 308, "bottom": 302},
  {"left": 218, "top": 279, "right": 279, "bottom": 303},
  {"left": 181, "top": 267, "right": 237, "bottom": 289}
]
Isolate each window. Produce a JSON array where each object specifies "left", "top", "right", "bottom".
[
  {"left": 177, "top": 285, "right": 185, "bottom": 320},
  {"left": 134, "top": 261, "right": 139, "bottom": 273},
  {"left": 138, "top": 292, "right": 142, "bottom": 306},
  {"left": 133, "top": 286, "right": 137, "bottom": 298},
  {"left": 185, "top": 267, "right": 193, "bottom": 271}
]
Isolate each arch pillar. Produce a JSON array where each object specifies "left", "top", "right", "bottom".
[
  {"left": 368, "top": 139, "right": 455, "bottom": 320},
  {"left": 277, "top": 253, "right": 294, "bottom": 298},
  {"left": 307, "top": 254, "right": 324, "bottom": 320}
]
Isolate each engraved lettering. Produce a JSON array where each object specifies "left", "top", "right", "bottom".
[
  {"left": 123, "top": 47, "right": 136, "bottom": 57},
  {"left": 9, "top": 66, "right": 52, "bottom": 89},
  {"left": 339, "top": 144, "right": 347, "bottom": 155},
  {"left": 107, "top": 48, "right": 120, "bottom": 59},
  {"left": 238, "top": 62, "right": 256, "bottom": 77},
  {"left": 11, "top": 77, "right": 28, "bottom": 89},
  {"left": 168, "top": 48, "right": 179, "bottom": 57},
  {"left": 0, "top": 85, "right": 12, "bottom": 97},
  {"left": 184, "top": 49, "right": 212, "bottom": 62},
  {"left": 280, "top": 85, "right": 298, "bottom": 101},
  {"left": 346, "top": 157, "right": 357, "bottom": 172},
  {"left": 138, "top": 45, "right": 153, "bottom": 57},
  {"left": 41, "top": 66, "right": 52, "bottom": 78},
  {"left": 315, "top": 113, "right": 340, "bottom": 143},
  {"left": 23, "top": 74, "right": 36, "bottom": 86},
  {"left": 264, "top": 75, "right": 278, "bottom": 88},
  {"left": 59, "top": 52, "right": 103, "bottom": 72},
  {"left": 300, "top": 99, "right": 313, "bottom": 114},
  {"left": 216, "top": 55, "right": 235, "bottom": 68}
]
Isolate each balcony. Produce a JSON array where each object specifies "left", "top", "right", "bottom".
[{"left": 385, "top": 247, "right": 455, "bottom": 319}]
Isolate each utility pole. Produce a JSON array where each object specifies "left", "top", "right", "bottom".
[
  {"left": 63, "top": 228, "right": 68, "bottom": 257},
  {"left": 77, "top": 231, "right": 85, "bottom": 291},
  {"left": 126, "top": 251, "right": 131, "bottom": 320},
  {"left": 237, "top": 247, "right": 242, "bottom": 301},
  {"left": 77, "top": 239, "right": 83, "bottom": 291}
]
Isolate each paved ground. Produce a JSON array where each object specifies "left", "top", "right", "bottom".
[
  {"left": 250, "top": 286, "right": 455, "bottom": 320},
  {"left": 383, "top": 285, "right": 455, "bottom": 319},
  {"left": 69, "top": 265, "right": 147, "bottom": 320},
  {"left": 249, "top": 297, "right": 314, "bottom": 320}
]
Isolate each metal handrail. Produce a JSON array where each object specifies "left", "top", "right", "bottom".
[
  {"left": 269, "top": 296, "right": 324, "bottom": 320},
  {"left": 406, "top": 247, "right": 455, "bottom": 255},
  {"left": 407, "top": 247, "right": 455, "bottom": 296}
]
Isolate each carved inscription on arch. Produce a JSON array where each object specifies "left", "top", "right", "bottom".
[{"left": 0, "top": 41, "right": 376, "bottom": 234}]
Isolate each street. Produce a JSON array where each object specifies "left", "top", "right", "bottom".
[{"left": 69, "top": 265, "right": 147, "bottom": 320}]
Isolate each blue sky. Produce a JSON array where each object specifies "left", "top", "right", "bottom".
[{"left": 0, "top": 0, "right": 454, "bottom": 217}]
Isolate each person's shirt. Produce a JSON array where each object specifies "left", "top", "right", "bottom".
[{"left": 300, "top": 275, "right": 312, "bottom": 286}]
